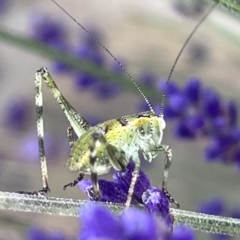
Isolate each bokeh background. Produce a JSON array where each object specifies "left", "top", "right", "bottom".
[{"left": 0, "top": 0, "right": 240, "bottom": 239}]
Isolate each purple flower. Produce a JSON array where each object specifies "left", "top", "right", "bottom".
[
  {"left": 156, "top": 75, "right": 240, "bottom": 167},
  {"left": 202, "top": 88, "right": 221, "bottom": 119},
  {"left": 204, "top": 128, "right": 240, "bottom": 162},
  {"left": 79, "top": 27, "right": 103, "bottom": 50},
  {"left": 74, "top": 43, "right": 105, "bottom": 66},
  {"left": 0, "top": 0, "right": 8, "bottom": 14},
  {"left": 79, "top": 202, "right": 125, "bottom": 240},
  {"left": 49, "top": 41, "right": 72, "bottom": 74},
  {"left": 30, "top": 13, "right": 66, "bottom": 45},
  {"left": 158, "top": 79, "right": 180, "bottom": 96},
  {"left": 184, "top": 77, "right": 202, "bottom": 103},
  {"left": 170, "top": 224, "right": 196, "bottom": 240},
  {"left": 79, "top": 202, "right": 172, "bottom": 240},
  {"left": 111, "top": 57, "right": 125, "bottom": 74},
  {"left": 204, "top": 139, "right": 222, "bottom": 161},
  {"left": 230, "top": 207, "right": 240, "bottom": 219},
  {"left": 93, "top": 81, "right": 121, "bottom": 99},
  {"left": 226, "top": 101, "right": 238, "bottom": 127},
  {"left": 137, "top": 101, "right": 151, "bottom": 112},
  {"left": 51, "top": 60, "right": 72, "bottom": 74},
  {"left": 186, "top": 113, "right": 205, "bottom": 131},
  {"left": 18, "top": 132, "right": 59, "bottom": 163},
  {"left": 142, "top": 187, "right": 170, "bottom": 217},
  {"left": 120, "top": 207, "right": 163, "bottom": 240},
  {"left": 212, "top": 116, "right": 228, "bottom": 131},
  {"left": 174, "top": 118, "right": 196, "bottom": 139},
  {"left": 163, "top": 105, "right": 180, "bottom": 119},
  {"left": 28, "top": 226, "right": 69, "bottom": 240},
  {"left": 78, "top": 161, "right": 172, "bottom": 222},
  {"left": 74, "top": 72, "right": 99, "bottom": 90},
  {"left": 113, "top": 161, "right": 151, "bottom": 202},
  {"left": 140, "top": 72, "right": 156, "bottom": 88},
  {"left": 4, "top": 98, "right": 30, "bottom": 131},
  {"left": 78, "top": 179, "right": 129, "bottom": 204},
  {"left": 197, "top": 197, "right": 225, "bottom": 216},
  {"left": 168, "top": 93, "right": 188, "bottom": 114}
]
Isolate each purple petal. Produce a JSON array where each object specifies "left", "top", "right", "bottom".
[
  {"left": 78, "top": 179, "right": 129, "bottom": 204},
  {"left": 202, "top": 88, "right": 221, "bottom": 119},
  {"left": 30, "top": 12, "right": 65, "bottom": 44},
  {"left": 121, "top": 208, "right": 159, "bottom": 240},
  {"left": 230, "top": 207, "right": 240, "bottom": 219},
  {"left": 140, "top": 72, "right": 156, "bottom": 88},
  {"left": 113, "top": 162, "right": 151, "bottom": 203},
  {"left": 171, "top": 224, "right": 196, "bottom": 240},
  {"left": 203, "top": 140, "right": 221, "bottom": 162},
  {"left": 158, "top": 79, "right": 180, "bottom": 96},
  {"left": 174, "top": 118, "right": 196, "bottom": 139},
  {"left": 226, "top": 101, "right": 238, "bottom": 127},
  {"left": 197, "top": 197, "right": 225, "bottom": 216},
  {"left": 19, "top": 133, "right": 58, "bottom": 163},
  {"left": 186, "top": 113, "right": 204, "bottom": 130},
  {"left": 79, "top": 202, "right": 124, "bottom": 240},
  {"left": 4, "top": 98, "right": 30, "bottom": 131},
  {"left": 184, "top": 77, "right": 202, "bottom": 103},
  {"left": 142, "top": 187, "right": 170, "bottom": 218},
  {"left": 168, "top": 93, "right": 188, "bottom": 114},
  {"left": 94, "top": 82, "right": 121, "bottom": 99},
  {"left": 74, "top": 72, "right": 99, "bottom": 90}
]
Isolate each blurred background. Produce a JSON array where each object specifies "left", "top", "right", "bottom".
[{"left": 0, "top": 0, "right": 240, "bottom": 239}]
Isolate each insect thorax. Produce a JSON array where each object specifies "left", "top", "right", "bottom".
[{"left": 67, "top": 111, "right": 165, "bottom": 174}]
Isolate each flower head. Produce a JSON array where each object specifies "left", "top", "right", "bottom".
[
  {"left": 79, "top": 202, "right": 172, "bottom": 240},
  {"left": 4, "top": 98, "right": 30, "bottom": 131},
  {"left": 197, "top": 197, "right": 225, "bottom": 216},
  {"left": 78, "top": 161, "right": 173, "bottom": 227},
  {"left": 170, "top": 224, "right": 196, "bottom": 240}
]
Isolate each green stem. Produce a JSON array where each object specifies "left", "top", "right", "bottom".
[
  {"left": 0, "top": 27, "right": 162, "bottom": 102},
  {"left": 210, "top": 0, "right": 240, "bottom": 13},
  {"left": 0, "top": 191, "right": 240, "bottom": 236}
]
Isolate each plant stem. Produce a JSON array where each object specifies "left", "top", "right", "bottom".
[
  {"left": 0, "top": 191, "right": 239, "bottom": 236},
  {"left": 210, "top": 0, "right": 240, "bottom": 13}
]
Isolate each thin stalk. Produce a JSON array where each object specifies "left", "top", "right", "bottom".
[
  {"left": 209, "top": 0, "right": 240, "bottom": 13},
  {"left": 0, "top": 191, "right": 239, "bottom": 236}
]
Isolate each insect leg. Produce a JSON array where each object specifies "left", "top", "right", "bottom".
[
  {"left": 34, "top": 67, "right": 90, "bottom": 193},
  {"left": 125, "top": 154, "right": 140, "bottom": 208},
  {"left": 63, "top": 173, "right": 84, "bottom": 190},
  {"left": 63, "top": 126, "right": 85, "bottom": 190},
  {"left": 18, "top": 70, "right": 51, "bottom": 195},
  {"left": 34, "top": 72, "right": 50, "bottom": 194},
  {"left": 152, "top": 144, "right": 180, "bottom": 208},
  {"left": 89, "top": 131, "right": 101, "bottom": 199},
  {"left": 37, "top": 67, "right": 91, "bottom": 137},
  {"left": 67, "top": 126, "right": 75, "bottom": 148},
  {"left": 87, "top": 129, "right": 127, "bottom": 199}
]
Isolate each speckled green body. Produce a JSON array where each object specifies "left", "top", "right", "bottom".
[{"left": 67, "top": 111, "right": 166, "bottom": 175}]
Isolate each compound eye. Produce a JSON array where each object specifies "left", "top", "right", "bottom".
[{"left": 159, "top": 117, "right": 166, "bottom": 129}]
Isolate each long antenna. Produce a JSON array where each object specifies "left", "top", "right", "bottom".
[
  {"left": 159, "top": 3, "right": 217, "bottom": 117},
  {"left": 49, "top": 0, "right": 154, "bottom": 113}
]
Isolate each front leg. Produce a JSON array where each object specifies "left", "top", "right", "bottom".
[
  {"left": 64, "top": 126, "right": 85, "bottom": 190},
  {"left": 151, "top": 144, "right": 180, "bottom": 208},
  {"left": 125, "top": 154, "right": 140, "bottom": 208},
  {"left": 63, "top": 173, "right": 84, "bottom": 190}
]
